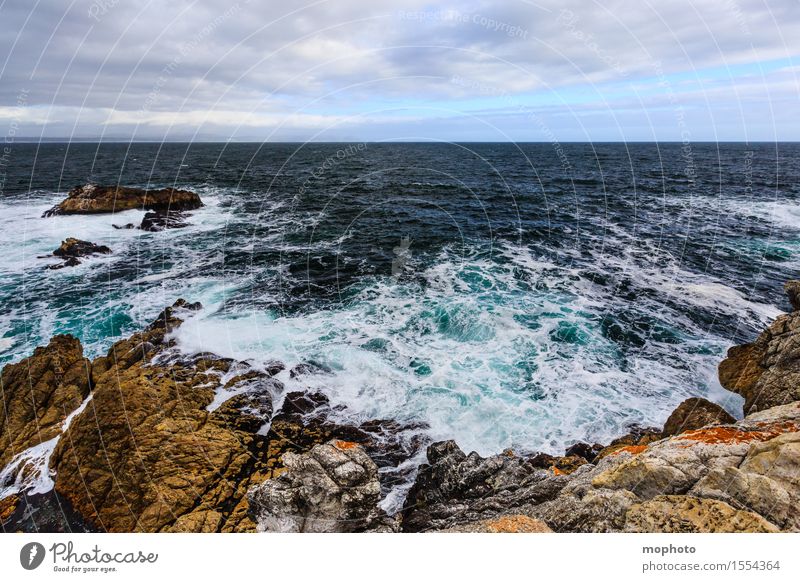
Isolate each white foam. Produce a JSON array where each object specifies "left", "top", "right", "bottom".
[
  {"left": 171, "top": 244, "right": 745, "bottom": 458},
  {"left": 0, "top": 394, "right": 93, "bottom": 498}
]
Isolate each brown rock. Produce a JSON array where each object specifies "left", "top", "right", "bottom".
[
  {"left": 41, "top": 301, "right": 420, "bottom": 532},
  {"left": 49, "top": 301, "right": 275, "bottom": 532},
  {"left": 0, "top": 495, "right": 18, "bottom": 522},
  {"left": 625, "top": 495, "right": 779, "bottom": 533},
  {"left": 595, "top": 425, "right": 662, "bottom": 460},
  {"left": 43, "top": 184, "right": 202, "bottom": 216},
  {"left": 53, "top": 238, "right": 111, "bottom": 259},
  {"left": 0, "top": 335, "right": 91, "bottom": 468},
  {"left": 439, "top": 514, "right": 552, "bottom": 533},
  {"left": 785, "top": 280, "right": 800, "bottom": 311},
  {"left": 662, "top": 397, "right": 736, "bottom": 437},
  {"left": 719, "top": 310, "right": 800, "bottom": 413}
]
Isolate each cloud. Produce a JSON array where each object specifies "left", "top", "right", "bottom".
[{"left": 0, "top": 0, "right": 797, "bottom": 140}]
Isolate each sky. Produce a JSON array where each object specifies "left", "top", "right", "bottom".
[{"left": 0, "top": 0, "right": 797, "bottom": 142}]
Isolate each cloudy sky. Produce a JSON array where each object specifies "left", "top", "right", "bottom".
[{"left": 0, "top": 0, "right": 797, "bottom": 141}]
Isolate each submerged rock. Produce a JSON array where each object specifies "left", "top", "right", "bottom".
[
  {"left": 43, "top": 184, "right": 202, "bottom": 216},
  {"left": 248, "top": 440, "right": 384, "bottom": 532}
]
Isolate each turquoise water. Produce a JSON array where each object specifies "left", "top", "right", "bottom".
[{"left": 1, "top": 142, "right": 798, "bottom": 460}]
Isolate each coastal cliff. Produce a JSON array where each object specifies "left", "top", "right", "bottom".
[{"left": 2, "top": 282, "right": 800, "bottom": 533}]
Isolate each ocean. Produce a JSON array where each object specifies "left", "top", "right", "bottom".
[{"left": 1, "top": 141, "right": 797, "bottom": 461}]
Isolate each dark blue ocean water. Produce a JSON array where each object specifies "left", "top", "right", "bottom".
[{"left": 1, "top": 142, "right": 798, "bottom": 460}]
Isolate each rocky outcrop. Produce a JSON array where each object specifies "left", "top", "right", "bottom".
[
  {"left": 47, "top": 300, "right": 274, "bottom": 532},
  {"left": 400, "top": 441, "right": 566, "bottom": 532},
  {"left": 139, "top": 210, "right": 189, "bottom": 231},
  {"left": 661, "top": 397, "right": 736, "bottom": 437},
  {"left": 45, "top": 237, "right": 112, "bottom": 269},
  {"left": 248, "top": 440, "right": 386, "bottom": 533},
  {"left": 0, "top": 335, "right": 91, "bottom": 469},
  {"left": 397, "top": 397, "right": 800, "bottom": 533},
  {"left": 1, "top": 300, "right": 420, "bottom": 533},
  {"left": 43, "top": 184, "right": 202, "bottom": 216},
  {"left": 719, "top": 280, "right": 800, "bottom": 412}
]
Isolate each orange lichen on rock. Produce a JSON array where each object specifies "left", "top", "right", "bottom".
[
  {"left": 552, "top": 466, "right": 564, "bottom": 476},
  {"left": 332, "top": 440, "right": 359, "bottom": 450},
  {"left": 0, "top": 495, "right": 19, "bottom": 521},
  {"left": 482, "top": 515, "right": 552, "bottom": 533},
  {"left": 676, "top": 422, "right": 799, "bottom": 446},
  {"left": 610, "top": 445, "right": 648, "bottom": 456}
]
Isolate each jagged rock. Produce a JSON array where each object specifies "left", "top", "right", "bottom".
[
  {"left": 528, "top": 450, "right": 641, "bottom": 532},
  {"left": 45, "top": 238, "right": 111, "bottom": 269},
  {"left": 690, "top": 430, "right": 800, "bottom": 531},
  {"left": 139, "top": 211, "right": 189, "bottom": 231},
  {"left": 48, "top": 301, "right": 277, "bottom": 532},
  {"left": 719, "top": 284, "right": 800, "bottom": 413},
  {"left": 0, "top": 335, "right": 91, "bottom": 469},
  {"left": 43, "top": 184, "right": 202, "bottom": 216},
  {"left": 53, "top": 237, "right": 111, "bottom": 259},
  {"left": 0, "top": 300, "right": 420, "bottom": 533},
  {"left": 662, "top": 397, "right": 736, "bottom": 437},
  {"left": 594, "top": 424, "right": 663, "bottom": 460},
  {"left": 591, "top": 419, "right": 799, "bottom": 499},
  {"left": 289, "top": 361, "right": 332, "bottom": 378},
  {"left": 527, "top": 452, "right": 557, "bottom": 469},
  {"left": 564, "top": 442, "right": 604, "bottom": 462},
  {"left": 401, "top": 440, "right": 565, "bottom": 532},
  {"left": 535, "top": 487, "right": 639, "bottom": 533},
  {"left": 262, "top": 391, "right": 425, "bottom": 492},
  {"left": 247, "top": 440, "right": 382, "bottom": 532},
  {"left": 785, "top": 280, "right": 800, "bottom": 311},
  {"left": 439, "top": 514, "right": 552, "bottom": 533},
  {"left": 624, "top": 495, "right": 779, "bottom": 533}
]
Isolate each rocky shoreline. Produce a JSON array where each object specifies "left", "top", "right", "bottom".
[{"left": 2, "top": 188, "right": 799, "bottom": 532}]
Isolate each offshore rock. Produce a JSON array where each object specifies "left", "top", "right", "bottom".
[
  {"left": 139, "top": 210, "right": 189, "bottom": 231},
  {"left": 247, "top": 440, "right": 382, "bottom": 532},
  {"left": 43, "top": 184, "right": 202, "bottom": 216},
  {"left": 46, "top": 238, "right": 111, "bottom": 269}
]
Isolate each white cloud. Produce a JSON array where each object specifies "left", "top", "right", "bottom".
[{"left": 0, "top": 0, "right": 797, "bottom": 139}]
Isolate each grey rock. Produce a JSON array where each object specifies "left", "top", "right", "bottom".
[{"left": 248, "top": 440, "right": 382, "bottom": 532}]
